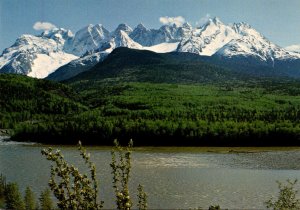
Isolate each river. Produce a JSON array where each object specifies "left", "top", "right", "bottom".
[{"left": 1, "top": 136, "right": 300, "bottom": 209}]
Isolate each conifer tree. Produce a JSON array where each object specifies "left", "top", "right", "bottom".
[
  {"left": 24, "top": 186, "right": 36, "bottom": 210},
  {"left": 39, "top": 188, "right": 53, "bottom": 210},
  {"left": 5, "top": 182, "right": 25, "bottom": 210}
]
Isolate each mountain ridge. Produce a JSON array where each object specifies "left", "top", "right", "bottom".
[{"left": 1, "top": 17, "right": 300, "bottom": 79}]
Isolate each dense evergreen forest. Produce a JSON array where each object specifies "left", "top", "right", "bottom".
[{"left": 2, "top": 48, "right": 300, "bottom": 146}]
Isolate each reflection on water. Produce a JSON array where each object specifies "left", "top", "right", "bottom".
[{"left": 1, "top": 139, "right": 300, "bottom": 209}]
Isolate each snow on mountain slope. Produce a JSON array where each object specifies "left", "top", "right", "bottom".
[
  {"left": 27, "top": 52, "right": 77, "bottom": 78},
  {"left": 65, "top": 24, "right": 110, "bottom": 56},
  {"left": 41, "top": 28, "right": 73, "bottom": 46},
  {"left": 90, "top": 24, "right": 142, "bottom": 53},
  {"left": 177, "top": 17, "right": 239, "bottom": 56},
  {"left": 177, "top": 18, "right": 300, "bottom": 61},
  {"left": 110, "top": 30, "right": 142, "bottom": 50},
  {"left": 216, "top": 23, "right": 300, "bottom": 61},
  {"left": 0, "top": 30, "right": 77, "bottom": 77},
  {"left": 144, "top": 42, "right": 179, "bottom": 53},
  {"left": 152, "top": 24, "right": 181, "bottom": 45},
  {"left": 285, "top": 45, "right": 300, "bottom": 53},
  {"left": 113, "top": 23, "right": 133, "bottom": 35},
  {"left": 129, "top": 23, "right": 156, "bottom": 46},
  {"left": 46, "top": 51, "right": 108, "bottom": 81}
]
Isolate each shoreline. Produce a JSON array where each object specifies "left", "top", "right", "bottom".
[{"left": 0, "top": 129, "right": 12, "bottom": 136}]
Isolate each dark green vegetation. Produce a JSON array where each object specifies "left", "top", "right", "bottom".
[
  {"left": 2, "top": 48, "right": 300, "bottom": 145},
  {"left": 0, "top": 74, "right": 87, "bottom": 143},
  {"left": 0, "top": 174, "right": 54, "bottom": 210}
]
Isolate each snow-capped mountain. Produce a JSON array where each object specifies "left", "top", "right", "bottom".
[
  {"left": 177, "top": 18, "right": 240, "bottom": 55},
  {"left": 65, "top": 24, "right": 110, "bottom": 56},
  {"left": 129, "top": 23, "right": 185, "bottom": 47},
  {"left": 108, "top": 29, "right": 143, "bottom": 51},
  {"left": 177, "top": 18, "right": 300, "bottom": 62},
  {"left": 0, "top": 29, "right": 77, "bottom": 78},
  {"left": 214, "top": 22, "right": 300, "bottom": 62},
  {"left": 1, "top": 17, "right": 300, "bottom": 79},
  {"left": 129, "top": 23, "right": 155, "bottom": 46}
]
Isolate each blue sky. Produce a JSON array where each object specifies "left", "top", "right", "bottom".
[{"left": 0, "top": 0, "right": 300, "bottom": 51}]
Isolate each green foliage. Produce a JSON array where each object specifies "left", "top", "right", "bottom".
[
  {"left": 39, "top": 188, "right": 53, "bottom": 210},
  {"left": 5, "top": 182, "right": 25, "bottom": 210},
  {"left": 110, "top": 140, "right": 148, "bottom": 210},
  {"left": 41, "top": 142, "right": 103, "bottom": 209},
  {"left": 24, "top": 187, "right": 36, "bottom": 210},
  {"left": 137, "top": 184, "right": 147, "bottom": 210},
  {"left": 110, "top": 140, "right": 133, "bottom": 209},
  {"left": 265, "top": 179, "right": 300, "bottom": 210},
  {"left": 0, "top": 174, "right": 6, "bottom": 208},
  {"left": 41, "top": 141, "right": 147, "bottom": 210},
  {"left": 0, "top": 174, "right": 6, "bottom": 198}
]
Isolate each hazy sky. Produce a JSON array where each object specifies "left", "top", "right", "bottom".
[{"left": 1, "top": 0, "right": 300, "bottom": 51}]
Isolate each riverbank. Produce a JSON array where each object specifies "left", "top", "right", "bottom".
[{"left": 0, "top": 129, "right": 12, "bottom": 137}]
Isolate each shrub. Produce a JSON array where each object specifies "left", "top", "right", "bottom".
[
  {"left": 41, "top": 141, "right": 103, "bottom": 209},
  {"left": 265, "top": 179, "right": 300, "bottom": 210},
  {"left": 41, "top": 140, "right": 147, "bottom": 210},
  {"left": 110, "top": 139, "right": 148, "bottom": 210}
]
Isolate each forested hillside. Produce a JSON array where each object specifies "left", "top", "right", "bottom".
[
  {"left": 0, "top": 74, "right": 87, "bottom": 133},
  {"left": 2, "top": 48, "right": 300, "bottom": 146}
]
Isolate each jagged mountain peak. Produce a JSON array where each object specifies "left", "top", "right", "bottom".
[
  {"left": 200, "top": 17, "right": 224, "bottom": 29},
  {"left": 40, "top": 28, "right": 73, "bottom": 46},
  {"left": 182, "top": 22, "right": 192, "bottom": 30},
  {"left": 231, "top": 22, "right": 260, "bottom": 37},
  {"left": 41, "top": 27, "right": 73, "bottom": 37},
  {"left": 114, "top": 23, "right": 133, "bottom": 34},
  {"left": 111, "top": 30, "right": 142, "bottom": 49},
  {"left": 160, "top": 23, "right": 178, "bottom": 31},
  {"left": 136, "top": 23, "right": 147, "bottom": 30},
  {"left": 210, "top": 17, "right": 223, "bottom": 25},
  {"left": 65, "top": 23, "right": 110, "bottom": 56}
]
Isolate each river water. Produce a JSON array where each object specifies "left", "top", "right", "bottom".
[{"left": 1, "top": 136, "right": 300, "bottom": 209}]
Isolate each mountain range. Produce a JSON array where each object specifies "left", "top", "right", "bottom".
[{"left": 1, "top": 17, "right": 300, "bottom": 80}]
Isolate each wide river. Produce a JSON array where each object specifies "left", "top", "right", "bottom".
[{"left": 2, "top": 136, "right": 300, "bottom": 209}]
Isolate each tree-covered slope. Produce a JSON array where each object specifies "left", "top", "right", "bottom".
[
  {"left": 66, "top": 47, "right": 246, "bottom": 85},
  {"left": 0, "top": 74, "right": 87, "bottom": 129},
  {"left": 3, "top": 47, "right": 300, "bottom": 146}
]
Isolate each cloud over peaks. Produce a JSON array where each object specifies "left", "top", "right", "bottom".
[
  {"left": 33, "top": 21, "right": 57, "bottom": 31},
  {"left": 196, "top": 14, "right": 211, "bottom": 26},
  {"left": 159, "top": 16, "right": 185, "bottom": 26}
]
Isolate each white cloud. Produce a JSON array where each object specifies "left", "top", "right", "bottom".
[
  {"left": 159, "top": 16, "right": 185, "bottom": 27},
  {"left": 196, "top": 14, "right": 211, "bottom": 27},
  {"left": 33, "top": 21, "right": 57, "bottom": 31}
]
